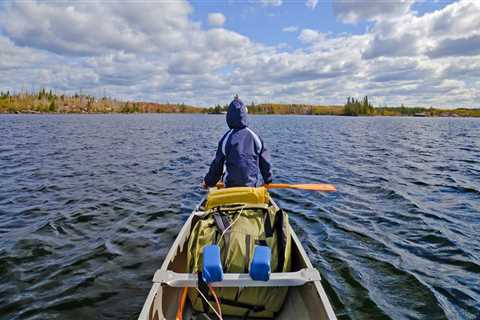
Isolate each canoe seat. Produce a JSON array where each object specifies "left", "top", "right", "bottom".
[{"left": 153, "top": 268, "right": 321, "bottom": 287}]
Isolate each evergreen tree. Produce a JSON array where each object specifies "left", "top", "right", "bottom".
[{"left": 48, "top": 100, "right": 57, "bottom": 112}]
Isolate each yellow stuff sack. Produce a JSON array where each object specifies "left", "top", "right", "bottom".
[{"left": 205, "top": 186, "right": 268, "bottom": 210}]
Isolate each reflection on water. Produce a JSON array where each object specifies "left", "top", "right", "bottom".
[{"left": 0, "top": 114, "right": 479, "bottom": 319}]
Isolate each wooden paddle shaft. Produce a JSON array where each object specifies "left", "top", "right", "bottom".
[
  {"left": 267, "top": 183, "right": 336, "bottom": 192},
  {"left": 215, "top": 182, "right": 336, "bottom": 192}
]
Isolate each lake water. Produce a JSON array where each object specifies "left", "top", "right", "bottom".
[{"left": 0, "top": 114, "right": 479, "bottom": 320}]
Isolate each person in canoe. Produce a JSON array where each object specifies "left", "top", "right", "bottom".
[{"left": 203, "top": 95, "right": 273, "bottom": 188}]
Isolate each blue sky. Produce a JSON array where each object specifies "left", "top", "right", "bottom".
[
  {"left": 0, "top": 0, "right": 479, "bottom": 108},
  {"left": 190, "top": 1, "right": 454, "bottom": 47},
  {"left": 193, "top": 1, "right": 371, "bottom": 50}
]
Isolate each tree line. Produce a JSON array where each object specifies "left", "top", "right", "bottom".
[
  {"left": 0, "top": 89, "right": 202, "bottom": 114},
  {"left": 204, "top": 102, "right": 343, "bottom": 115},
  {"left": 1, "top": 89, "right": 478, "bottom": 117}
]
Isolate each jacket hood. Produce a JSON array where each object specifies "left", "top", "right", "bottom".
[{"left": 226, "top": 98, "right": 247, "bottom": 129}]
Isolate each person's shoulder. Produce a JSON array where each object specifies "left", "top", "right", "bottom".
[
  {"left": 243, "top": 127, "right": 263, "bottom": 148},
  {"left": 219, "top": 128, "right": 234, "bottom": 142},
  {"left": 222, "top": 128, "right": 234, "bottom": 136},
  {"left": 244, "top": 127, "right": 261, "bottom": 137}
]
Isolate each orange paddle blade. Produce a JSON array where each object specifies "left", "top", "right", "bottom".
[{"left": 215, "top": 182, "right": 336, "bottom": 192}]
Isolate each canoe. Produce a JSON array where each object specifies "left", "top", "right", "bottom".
[{"left": 138, "top": 192, "right": 337, "bottom": 320}]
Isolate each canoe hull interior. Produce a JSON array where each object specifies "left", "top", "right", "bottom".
[{"left": 138, "top": 198, "right": 337, "bottom": 320}]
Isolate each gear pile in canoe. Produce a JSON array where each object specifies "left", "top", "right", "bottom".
[{"left": 138, "top": 184, "right": 337, "bottom": 320}]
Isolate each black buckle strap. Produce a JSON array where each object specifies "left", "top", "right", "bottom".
[
  {"left": 213, "top": 210, "right": 231, "bottom": 250},
  {"left": 274, "top": 209, "right": 286, "bottom": 272},
  {"left": 218, "top": 297, "right": 266, "bottom": 313},
  {"left": 264, "top": 210, "right": 273, "bottom": 238},
  {"left": 244, "top": 234, "right": 251, "bottom": 273},
  {"left": 197, "top": 271, "right": 211, "bottom": 314}
]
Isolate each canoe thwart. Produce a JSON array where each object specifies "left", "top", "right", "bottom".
[{"left": 153, "top": 268, "right": 321, "bottom": 288}]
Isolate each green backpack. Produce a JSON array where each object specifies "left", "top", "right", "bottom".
[{"left": 187, "top": 201, "right": 292, "bottom": 318}]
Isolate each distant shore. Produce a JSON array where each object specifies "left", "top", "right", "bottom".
[
  {"left": 5, "top": 111, "right": 480, "bottom": 118},
  {"left": 1, "top": 90, "right": 479, "bottom": 117}
]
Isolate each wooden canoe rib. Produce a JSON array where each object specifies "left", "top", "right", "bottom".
[{"left": 138, "top": 196, "right": 337, "bottom": 320}]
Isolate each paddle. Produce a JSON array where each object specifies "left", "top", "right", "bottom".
[{"left": 215, "top": 182, "right": 336, "bottom": 192}]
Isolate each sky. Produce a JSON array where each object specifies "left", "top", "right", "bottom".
[{"left": 0, "top": 0, "right": 479, "bottom": 108}]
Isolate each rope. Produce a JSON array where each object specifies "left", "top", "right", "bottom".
[
  {"left": 196, "top": 287, "right": 223, "bottom": 320},
  {"left": 175, "top": 288, "right": 188, "bottom": 320},
  {"left": 209, "top": 285, "right": 223, "bottom": 320},
  {"left": 218, "top": 205, "right": 245, "bottom": 246}
]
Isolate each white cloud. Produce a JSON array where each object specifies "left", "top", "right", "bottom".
[
  {"left": 362, "top": 33, "right": 419, "bottom": 59},
  {"left": 208, "top": 13, "right": 226, "bottom": 26},
  {"left": 260, "top": 0, "right": 283, "bottom": 7},
  {"left": 306, "top": 0, "right": 318, "bottom": 9},
  {"left": 298, "top": 29, "right": 326, "bottom": 43},
  {"left": 363, "top": 0, "right": 480, "bottom": 59},
  {"left": 427, "top": 34, "right": 480, "bottom": 58},
  {"left": 0, "top": 35, "right": 49, "bottom": 69},
  {"left": 0, "top": 1, "right": 194, "bottom": 55},
  {"left": 333, "top": 0, "right": 413, "bottom": 23},
  {"left": 282, "top": 26, "right": 298, "bottom": 32}
]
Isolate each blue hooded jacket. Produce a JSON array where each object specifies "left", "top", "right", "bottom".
[{"left": 204, "top": 98, "right": 273, "bottom": 187}]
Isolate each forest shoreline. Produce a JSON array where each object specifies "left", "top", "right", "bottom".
[{"left": 1, "top": 90, "right": 479, "bottom": 117}]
